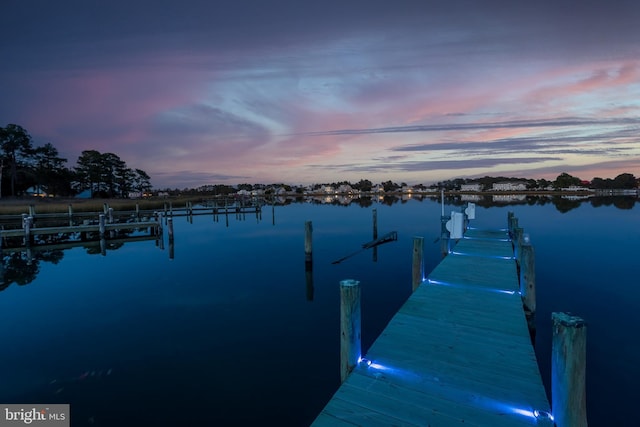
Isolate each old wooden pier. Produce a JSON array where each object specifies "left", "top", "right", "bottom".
[{"left": 313, "top": 210, "right": 586, "bottom": 426}]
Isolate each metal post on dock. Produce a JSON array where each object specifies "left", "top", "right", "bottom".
[
  {"left": 340, "top": 279, "right": 361, "bottom": 383},
  {"left": 552, "top": 312, "right": 588, "bottom": 427},
  {"left": 412, "top": 236, "right": 424, "bottom": 291},
  {"left": 304, "top": 221, "right": 313, "bottom": 266}
]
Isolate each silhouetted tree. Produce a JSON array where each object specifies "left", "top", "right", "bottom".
[{"left": 0, "top": 124, "right": 34, "bottom": 197}]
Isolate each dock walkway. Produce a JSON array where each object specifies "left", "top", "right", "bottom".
[{"left": 313, "top": 226, "right": 552, "bottom": 426}]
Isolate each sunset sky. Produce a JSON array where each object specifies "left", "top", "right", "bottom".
[{"left": 1, "top": 0, "right": 639, "bottom": 189}]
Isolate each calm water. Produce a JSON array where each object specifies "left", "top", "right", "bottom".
[{"left": 0, "top": 197, "right": 637, "bottom": 426}]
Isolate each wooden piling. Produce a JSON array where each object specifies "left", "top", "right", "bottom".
[
  {"left": 68, "top": 204, "right": 74, "bottom": 226},
  {"left": 340, "top": 279, "right": 361, "bottom": 383},
  {"left": 412, "top": 236, "right": 424, "bottom": 291},
  {"left": 24, "top": 216, "right": 32, "bottom": 245},
  {"left": 552, "top": 312, "right": 588, "bottom": 427},
  {"left": 372, "top": 209, "right": 378, "bottom": 240},
  {"left": 304, "top": 221, "right": 313, "bottom": 264},
  {"left": 99, "top": 214, "right": 106, "bottom": 237},
  {"left": 167, "top": 218, "right": 174, "bottom": 241},
  {"left": 108, "top": 207, "right": 114, "bottom": 224},
  {"left": 514, "top": 226, "right": 523, "bottom": 258},
  {"left": 520, "top": 238, "right": 536, "bottom": 314}
]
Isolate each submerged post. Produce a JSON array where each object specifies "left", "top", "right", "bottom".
[
  {"left": 412, "top": 236, "right": 424, "bottom": 291},
  {"left": 340, "top": 279, "right": 361, "bottom": 383},
  {"left": 552, "top": 312, "right": 588, "bottom": 427}
]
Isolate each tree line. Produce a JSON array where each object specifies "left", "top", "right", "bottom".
[{"left": 0, "top": 124, "right": 151, "bottom": 198}]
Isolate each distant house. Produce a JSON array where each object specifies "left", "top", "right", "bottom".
[
  {"left": 336, "top": 184, "right": 354, "bottom": 194},
  {"left": 492, "top": 181, "right": 527, "bottom": 191},
  {"left": 25, "top": 187, "right": 50, "bottom": 197},
  {"left": 460, "top": 183, "right": 482, "bottom": 192}
]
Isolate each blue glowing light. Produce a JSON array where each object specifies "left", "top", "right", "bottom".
[{"left": 534, "top": 410, "right": 554, "bottom": 422}]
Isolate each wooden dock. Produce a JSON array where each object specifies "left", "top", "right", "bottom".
[{"left": 313, "top": 224, "right": 554, "bottom": 426}]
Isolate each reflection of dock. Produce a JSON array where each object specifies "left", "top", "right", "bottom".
[{"left": 313, "top": 214, "right": 572, "bottom": 426}]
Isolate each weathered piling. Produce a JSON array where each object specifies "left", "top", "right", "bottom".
[
  {"left": 340, "top": 279, "right": 361, "bottom": 383},
  {"left": 108, "top": 207, "right": 114, "bottom": 224},
  {"left": 372, "top": 209, "right": 378, "bottom": 240},
  {"left": 412, "top": 236, "right": 424, "bottom": 291},
  {"left": 23, "top": 215, "right": 32, "bottom": 245},
  {"left": 167, "top": 218, "right": 174, "bottom": 242},
  {"left": 552, "top": 312, "right": 588, "bottom": 427},
  {"left": 304, "top": 221, "right": 313, "bottom": 265},
  {"left": 68, "top": 204, "right": 74, "bottom": 226},
  {"left": 519, "top": 235, "right": 536, "bottom": 314},
  {"left": 99, "top": 214, "right": 106, "bottom": 237}
]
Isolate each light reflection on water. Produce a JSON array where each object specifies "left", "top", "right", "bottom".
[{"left": 0, "top": 197, "right": 637, "bottom": 426}]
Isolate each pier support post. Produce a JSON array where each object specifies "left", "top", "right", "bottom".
[
  {"left": 513, "top": 227, "right": 523, "bottom": 258},
  {"left": 552, "top": 312, "right": 588, "bottom": 427},
  {"left": 372, "top": 209, "right": 378, "bottom": 240},
  {"left": 68, "top": 204, "right": 74, "bottom": 226},
  {"left": 340, "top": 279, "right": 361, "bottom": 383},
  {"left": 99, "top": 214, "right": 106, "bottom": 237},
  {"left": 108, "top": 207, "right": 114, "bottom": 224},
  {"left": 167, "top": 218, "right": 174, "bottom": 242},
  {"left": 304, "top": 221, "right": 313, "bottom": 265},
  {"left": 412, "top": 236, "right": 424, "bottom": 291},
  {"left": 519, "top": 237, "right": 536, "bottom": 314}
]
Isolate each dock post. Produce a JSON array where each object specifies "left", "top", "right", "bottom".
[
  {"left": 99, "top": 214, "right": 106, "bottom": 237},
  {"left": 135, "top": 203, "right": 140, "bottom": 221},
  {"left": 372, "top": 209, "right": 378, "bottom": 240},
  {"left": 23, "top": 216, "right": 32, "bottom": 245},
  {"left": 68, "top": 204, "right": 74, "bottom": 226},
  {"left": 513, "top": 227, "right": 523, "bottom": 258},
  {"left": 340, "top": 279, "right": 361, "bottom": 383},
  {"left": 552, "top": 312, "right": 588, "bottom": 427},
  {"left": 412, "top": 236, "right": 424, "bottom": 291},
  {"left": 167, "top": 218, "right": 174, "bottom": 241},
  {"left": 520, "top": 236, "right": 536, "bottom": 314},
  {"left": 29, "top": 204, "right": 36, "bottom": 218},
  {"left": 304, "top": 221, "right": 313, "bottom": 266},
  {"left": 108, "top": 207, "right": 114, "bottom": 224},
  {"left": 103, "top": 203, "right": 109, "bottom": 215}
]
